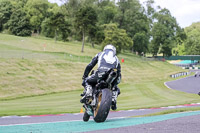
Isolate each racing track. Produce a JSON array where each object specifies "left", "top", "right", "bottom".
[
  {"left": 165, "top": 70, "right": 200, "bottom": 94},
  {"left": 1, "top": 72, "right": 200, "bottom": 133}
]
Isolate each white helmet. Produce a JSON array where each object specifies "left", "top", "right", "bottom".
[{"left": 103, "top": 44, "right": 116, "bottom": 55}]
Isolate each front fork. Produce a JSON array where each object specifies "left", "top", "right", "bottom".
[
  {"left": 112, "top": 91, "right": 118, "bottom": 102},
  {"left": 83, "top": 94, "right": 97, "bottom": 116},
  {"left": 83, "top": 104, "right": 93, "bottom": 116}
]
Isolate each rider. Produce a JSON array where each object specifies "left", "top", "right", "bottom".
[{"left": 80, "top": 44, "right": 121, "bottom": 110}]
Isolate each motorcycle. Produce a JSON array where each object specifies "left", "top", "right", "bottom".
[{"left": 81, "top": 69, "right": 118, "bottom": 123}]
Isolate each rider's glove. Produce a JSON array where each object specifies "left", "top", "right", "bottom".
[
  {"left": 82, "top": 76, "right": 87, "bottom": 87},
  {"left": 82, "top": 79, "right": 86, "bottom": 87}
]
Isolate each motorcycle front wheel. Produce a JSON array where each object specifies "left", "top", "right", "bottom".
[
  {"left": 83, "top": 111, "right": 90, "bottom": 122},
  {"left": 93, "top": 88, "right": 112, "bottom": 122}
]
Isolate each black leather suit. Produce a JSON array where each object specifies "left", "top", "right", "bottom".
[{"left": 82, "top": 49, "right": 121, "bottom": 89}]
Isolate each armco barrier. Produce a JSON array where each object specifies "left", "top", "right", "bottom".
[{"left": 170, "top": 72, "right": 190, "bottom": 78}]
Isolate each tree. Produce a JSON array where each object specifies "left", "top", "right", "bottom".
[
  {"left": 50, "top": 12, "right": 70, "bottom": 42},
  {"left": 172, "top": 43, "right": 186, "bottom": 56},
  {"left": 74, "top": 6, "right": 98, "bottom": 52},
  {"left": 102, "top": 23, "right": 133, "bottom": 54},
  {"left": 61, "top": 0, "right": 81, "bottom": 39},
  {"left": 143, "top": 0, "right": 155, "bottom": 27},
  {"left": 184, "top": 22, "right": 200, "bottom": 55},
  {"left": 133, "top": 32, "right": 149, "bottom": 55},
  {"left": 0, "top": 0, "right": 13, "bottom": 31},
  {"left": 115, "top": 0, "right": 129, "bottom": 28},
  {"left": 41, "top": 11, "right": 71, "bottom": 42},
  {"left": 88, "top": 25, "right": 105, "bottom": 47},
  {"left": 11, "top": 0, "right": 29, "bottom": 8},
  {"left": 41, "top": 18, "right": 55, "bottom": 38},
  {"left": 150, "top": 8, "right": 182, "bottom": 57},
  {"left": 25, "top": 0, "right": 49, "bottom": 34},
  {"left": 116, "top": 0, "right": 144, "bottom": 35},
  {"left": 185, "top": 30, "right": 200, "bottom": 55},
  {"left": 88, "top": 26, "right": 97, "bottom": 48},
  {"left": 62, "top": 0, "right": 80, "bottom": 19},
  {"left": 115, "top": 0, "right": 150, "bottom": 54},
  {"left": 6, "top": 8, "right": 32, "bottom": 36},
  {"left": 171, "top": 27, "right": 187, "bottom": 55},
  {"left": 96, "top": 1, "right": 117, "bottom": 25}
]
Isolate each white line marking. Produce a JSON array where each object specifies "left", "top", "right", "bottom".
[
  {"left": 0, "top": 119, "right": 83, "bottom": 127},
  {"left": 167, "top": 106, "right": 177, "bottom": 108},
  {"left": 1, "top": 116, "right": 12, "bottom": 119},
  {"left": 73, "top": 113, "right": 81, "bottom": 115},
  {"left": 20, "top": 116, "right": 31, "bottom": 118},
  {"left": 109, "top": 117, "right": 126, "bottom": 120},
  {"left": 138, "top": 109, "right": 146, "bottom": 111},
  {"left": 164, "top": 75, "right": 193, "bottom": 90},
  {"left": 174, "top": 106, "right": 185, "bottom": 108},
  {"left": 127, "top": 110, "right": 135, "bottom": 112},
  {"left": 164, "top": 82, "right": 172, "bottom": 90},
  {"left": 0, "top": 116, "right": 128, "bottom": 127},
  {"left": 160, "top": 107, "right": 168, "bottom": 109}
]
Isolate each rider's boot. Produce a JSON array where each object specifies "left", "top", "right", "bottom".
[
  {"left": 80, "top": 85, "right": 93, "bottom": 103},
  {"left": 111, "top": 86, "right": 120, "bottom": 110},
  {"left": 117, "top": 86, "right": 121, "bottom": 95}
]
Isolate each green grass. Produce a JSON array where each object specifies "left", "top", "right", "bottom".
[
  {"left": 0, "top": 33, "right": 199, "bottom": 116},
  {"left": 0, "top": 33, "right": 100, "bottom": 56},
  {"left": 118, "top": 82, "right": 199, "bottom": 110},
  {"left": 0, "top": 90, "right": 82, "bottom": 116}
]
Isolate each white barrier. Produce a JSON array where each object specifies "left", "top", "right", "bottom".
[{"left": 170, "top": 72, "right": 191, "bottom": 78}]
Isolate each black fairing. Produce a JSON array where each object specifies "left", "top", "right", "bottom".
[{"left": 96, "top": 69, "right": 117, "bottom": 90}]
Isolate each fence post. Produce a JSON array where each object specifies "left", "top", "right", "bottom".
[{"left": 22, "top": 51, "right": 24, "bottom": 59}]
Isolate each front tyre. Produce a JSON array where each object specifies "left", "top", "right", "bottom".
[
  {"left": 83, "top": 111, "right": 90, "bottom": 122},
  {"left": 93, "top": 89, "right": 112, "bottom": 122}
]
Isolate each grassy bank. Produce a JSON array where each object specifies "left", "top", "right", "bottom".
[{"left": 0, "top": 33, "right": 199, "bottom": 116}]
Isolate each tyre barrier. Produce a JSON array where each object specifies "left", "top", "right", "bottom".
[
  {"left": 170, "top": 72, "right": 190, "bottom": 78},
  {"left": 182, "top": 67, "right": 200, "bottom": 70}
]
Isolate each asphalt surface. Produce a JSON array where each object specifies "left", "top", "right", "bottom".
[
  {"left": 1, "top": 104, "right": 200, "bottom": 133},
  {"left": 1, "top": 104, "right": 200, "bottom": 126},
  {"left": 1, "top": 109, "right": 200, "bottom": 133},
  {"left": 165, "top": 70, "right": 200, "bottom": 94},
  {"left": 0, "top": 108, "right": 183, "bottom": 125},
  {"left": 87, "top": 114, "right": 200, "bottom": 133}
]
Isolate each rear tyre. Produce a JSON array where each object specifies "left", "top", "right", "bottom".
[
  {"left": 83, "top": 111, "right": 90, "bottom": 122},
  {"left": 93, "top": 89, "right": 112, "bottom": 122}
]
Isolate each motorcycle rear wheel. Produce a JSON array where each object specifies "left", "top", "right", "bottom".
[{"left": 93, "top": 89, "right": 112, "bottom": 122}]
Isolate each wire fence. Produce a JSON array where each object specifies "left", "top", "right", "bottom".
[{"left": 0, "top": 50, "right": 92, "bottom": 63}]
